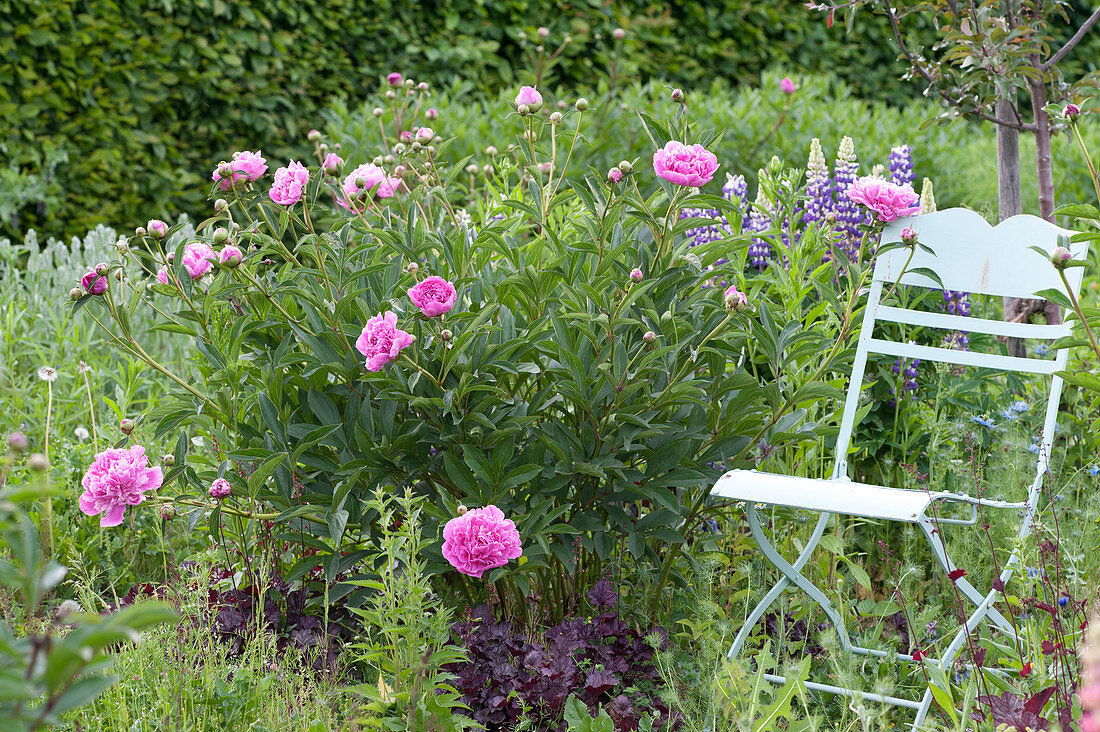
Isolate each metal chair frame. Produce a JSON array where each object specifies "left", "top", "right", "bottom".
[{"left": 711, "top": 208, "right": 1086, "bottom": 729}]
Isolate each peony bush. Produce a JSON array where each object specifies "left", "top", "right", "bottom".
[{"left": 72, "top": 78, "right": 912, "bottom": 622}]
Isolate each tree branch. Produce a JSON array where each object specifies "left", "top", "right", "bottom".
[{"left": 1044, "top": 6, "right": 1100, "bottom": 71}]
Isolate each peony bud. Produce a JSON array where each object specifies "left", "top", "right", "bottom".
[
  {"left": 617, "top": 160, "right": 632, "bottom": 173},
  {"left": 27, "top": 453, "right": 49, "bottom": 472},
  {"left": 485, "top": 145, "right": 498, "bottom": 157},
  {"left": 404, "top": 78, "right": 415, "bottom": 89},
  {"left": 613, "top": 27, "right": 625, "bottom": 39},
  {"left": 214, "top": 198, "right": 229, "bottom": 213},
  {"left": 484, "top": 164, "right": 495, "bottom": 177},
  {"left": 900, "top": 227, "right": 917, "bottom": 245},
  {"left": 385, "top": 89, "right": 396, "bottom": 99},
  {"left": 209, "top": 478, "right": 232, "bottom": 500},
  {"left": 671, "top": 88, "right": 684, "bottom": 103},
  {"left": 456, "top": 504, "right": 468, "bottom": 515},
  {"left": 1050, "top": 246, "right": 1072, "bottom": 268},
  {"left": 393, "top": 143, "right": 406, "bottom": 155},
  {"left": 415, "top": 126, "right": 434, "bottom": 143},
  {"left": 94, "top": 262, "right": 109, "bottom": 277},
  {"left": 538, "top": 26, "right": 549, "bottom": 38},
  {"left": 162, "top": 453, "right": 175, "bottom": 466},
  {"left": 724, "top": 284, "right": 749, "bottom": 311},
  {"left": 549, "top": 111, "right": 562, "bottom": 125},
  {"left": 574, "top": 97, "right": 589, "bottom": 111},
  {"left": 630, "top": 268, "right": 643, "bottom": 282},
  {"left": 212, "top": 227, "right": 229, "bottom": 244},
  {"left": 607, "top": 168, "right": 623, "bottom": 184},
  {"left": 372, "top": 107, "right": 384, "bottom": 117},
  {"left": 69, "top": 287, "right": 82, "bottom": 301},
  {"left": 7, "top": 432, "right": 28, "bottom": 453},
  {"left": 465, "top": 164, "right": 480, "bottom": 175},
  {"left": 406, "top": 261, "right": 419, "bottom": 275},
  {"left": 387, "top": 72, "right": 402, "bottom": 87},
  {"left": 780, "top": 77, "right": 796, "bottom": 94},
  {"left": 135, "top": 226, "right": 147, "bottom": 237},
  {"left": 643, "top": 330, "right": 656, "bottom": 343},
  {"left": 426, "top": 107, "right": 438, "bottom": 120},
  {"left": 158, "top": 504, "right": 176, "bottom": 520},
  {"left": 417, "top": 81, "right": 429, "bottom": 91},
  {"left": 517, "top": 103, "right": 531, "bottom": 116},
  {"left": 1065, "top": 103, "right": 1081, "bottom": 120},
  {"left": 440, "top": 328, "right": 452, "bottom": 342},
  {"left": 120, "top": 418, "right": 135, "bottom": 435},
  {"left": 824, "top": 212, "right": 837, "bottom": 224},
  {"left": 307, "top": 129, "right": 321, "bottom": 142},
  {"left": 384, "top": 154, "right": 396, "bottom": 164}
]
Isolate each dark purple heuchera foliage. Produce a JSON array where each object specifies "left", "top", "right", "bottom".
[
  {"left": 448, "top": 580, "right": 674, "bottom": 731},
  {"left": 113, "top": 567, "right": 354, "bottom": 674}
]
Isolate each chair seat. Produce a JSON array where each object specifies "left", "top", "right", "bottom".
[{"left": 711, "top": 469, "right": 933, "bottom": 522}]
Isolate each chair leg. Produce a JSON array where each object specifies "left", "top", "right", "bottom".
[
  {"left": 917, "top": 517, "right": 1012, "bottom": 634},
  {"left": 728, "top": 506, "right": 852, "bottom": 660}
]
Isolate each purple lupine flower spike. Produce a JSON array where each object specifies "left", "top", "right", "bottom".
[
  {"left": 831, "top": 136, "right": 865, "bottom": 258},
  {"left": 746, "top": 185, "right": 772, "bottom": 269},
  {"left": 889, "top": 145, "right": 914, "bottom": 187}
]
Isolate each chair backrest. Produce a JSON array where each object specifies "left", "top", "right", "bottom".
[{"left": 832, "top": 208, "right": 1086, "bottom": 489}]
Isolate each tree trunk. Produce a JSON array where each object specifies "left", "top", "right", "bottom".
[
  {"left": 997, "top": 99, "right": 1031, "bottom": 357},
  {"left": 1028, "top": 75, "right": 1063, "bottom": 326}
]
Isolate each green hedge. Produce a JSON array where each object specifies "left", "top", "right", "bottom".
[{"left": 3, "top": 0, "right": 1098, "bottom": 242}]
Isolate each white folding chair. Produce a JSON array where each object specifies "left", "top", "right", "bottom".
[{"left": 711, "top": 207, "right": 1086, "bottom": 729}]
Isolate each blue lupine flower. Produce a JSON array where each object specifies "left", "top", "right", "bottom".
[
  {"left": 1001, "top": 408, "right": 1018, "bottom": 421},
  {"left": 1089, "top": 465, "right": 1099, "bottom": 477},
  {"left": 971, "top": 415, "right": 996, "bottom": 429},
  {"left": 954, "top": 669, "right": 970, "bottom": 683},
  {"left": 804, "top": 139, "right": 833, "bottom": 225},
  {"left": 1026, "top": 567, "right": 1046, "bottom": 579},
  {"left": 1027, "top": 443, "right": 1041, "bottom": 454},
  {"left": 1011, "top": 400, "right": 1028, "bottom": 414},
  {"left": 1035, "top": 344, "right": 1050, "bottom": 357},
  {"left": 924, "top": 620, "right": 938, "bottom": 639},
  {"left": 1058, "top": 596, "right": 1069, "bottom": 607}
]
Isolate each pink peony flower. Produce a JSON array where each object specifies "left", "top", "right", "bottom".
[
  {"left": 219, "top": 245, "right": 243, "bottom": 267},
  {"left": 79, "top": 445, "right": 163, "bottom": 527},
  {"left": 399, "top": 130, "right": 413, "bottom": 143},
  {"left": 845, "top": 177, "right": 920, "bottom": 222},
  {"left": 81, "top": 268, "right": 108, "bottom": 295},
  {"left": 426, "top": 108, "right": 439, "bottom": 120},
  {"left": 630, "top": 268, "right": 643, "bottom": 282},
  {"left": 415, "top": 127, "right": 434, "bottom": 143},
  {"left": 780, "top": 77, "right": 796, "bottom": 94},
  {"left": 407, "top": 275, "right": 457, "bottom": 317},
  {"left": 268, "top": 160, "right": 309, "bottom": 206},
  {"left": 652, "top": 141, "right": 719, "bottom": 188},
  {"left": 155, "top": 267, "right": 170, "bottom": 285},
  {"left": 441, "top": 505, "right": 523, "bottom": 578},
  {"left": 387, "top": 72, "right": 403, "bottom": 87},
  {"left": 212, "top": 150, "right": 268, "bottom": 191},
  {"left": 515, "top": 85, "right": 543, "bottom": 112},
  {"left": 607, "top": 167, "right": 623, "bottom": 184},
  {"left": 209, "top": 478, "right": 231, "bottom": 499},
  {"left": 339, "top": 164, "right": 401, "bottom": 212},
  {"left": 355, "top": 311, "right": 415, "bottom": 371},
  {"left": 182, "top": 242, "right": 217, "bottom": 280}
]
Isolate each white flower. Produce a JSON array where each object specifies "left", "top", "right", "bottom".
[
  {"left": 74, "top": 427, "right": 90, "bottom": 441},
  {"left": 37, "top": 366, "right": 58, "bottom": 382},
  {"left": 78, "top": 361, "right": 92, "bottom": 374}
]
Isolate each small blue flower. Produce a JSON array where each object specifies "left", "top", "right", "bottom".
[
  {"left": 971, "top": 415, "right": 996, "bottom": 429},
  {"left": 954, "top": 669, "right": 970, "bottom": 683},
  {"left": 1011, "top": 400, "right": 1028, "bottom": 414},
  {"left": 1035, "top": 344, "right": 1050, "bottom": 357},
  {"left": 1027, "top": 444, "right": 1041, "bottom": 454},
  {"left": 1001, "top": 408, "right": 1019, "bottom": 421},
  {"left": 1026, "top": 566, "right": 1046, "bottom": 579},
  {"left": 1058, "top": 596, "right": 1069, "bottom": 607},
  {"left": 1089, "top": 465, "right": 1099, "bottom": 477}
]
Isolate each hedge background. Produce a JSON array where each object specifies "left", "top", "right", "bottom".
[{"left": 2, "top": 0, "right": 1098, "bottom": 242}]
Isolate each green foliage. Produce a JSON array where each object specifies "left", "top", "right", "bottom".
[
  {"left": 347, "top": 489, "right": 475, "bottom": 730},
  {"left": 562, "top": 695, "right": 616, "bottom": 731},
  {"left": 0, "top": 457, "right": 175, "bottom": 730}
]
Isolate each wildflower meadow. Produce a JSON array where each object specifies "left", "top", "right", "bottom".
[{"left": 5, "top": 3, "right": 1100, "bottom": 731}]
